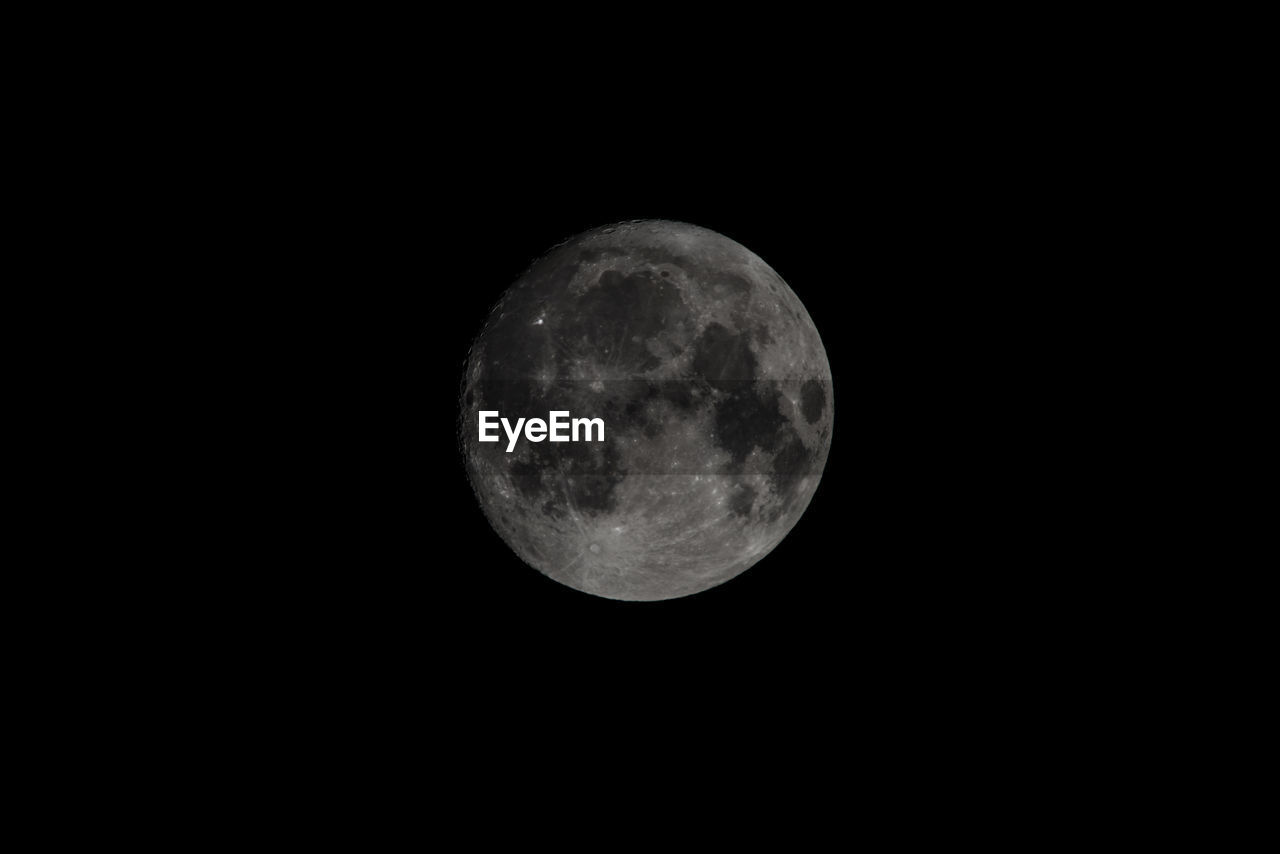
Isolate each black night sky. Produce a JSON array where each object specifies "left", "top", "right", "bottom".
[{"left": 268, "top": 109, "right": 1033, "bottom": 697}]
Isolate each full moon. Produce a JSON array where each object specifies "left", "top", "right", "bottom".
[{"left": 460, "top": 220, "right": 833, "bottom": 601}]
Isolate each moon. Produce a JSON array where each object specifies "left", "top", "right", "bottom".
[{"left": 460, "top": 220, "right": 833, "bottom": 601}]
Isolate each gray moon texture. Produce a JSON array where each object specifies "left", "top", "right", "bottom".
[{"left": 460, "top": 220, "right": 832, "bottom": 601}]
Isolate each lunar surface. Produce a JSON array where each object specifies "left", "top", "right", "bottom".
[{"left": 460, "top": 220, "right": 832, "bottom": 601}]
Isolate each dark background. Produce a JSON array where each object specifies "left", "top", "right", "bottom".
[
  {"left": 248, "top": 101, "right": 1058, "bottom": 707},
  {"left": 90, "top": 26, "right": 1177, "bottom": 825},
  {"left": 125, "top": 61, "right": 1132, "bottom": 790}
]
